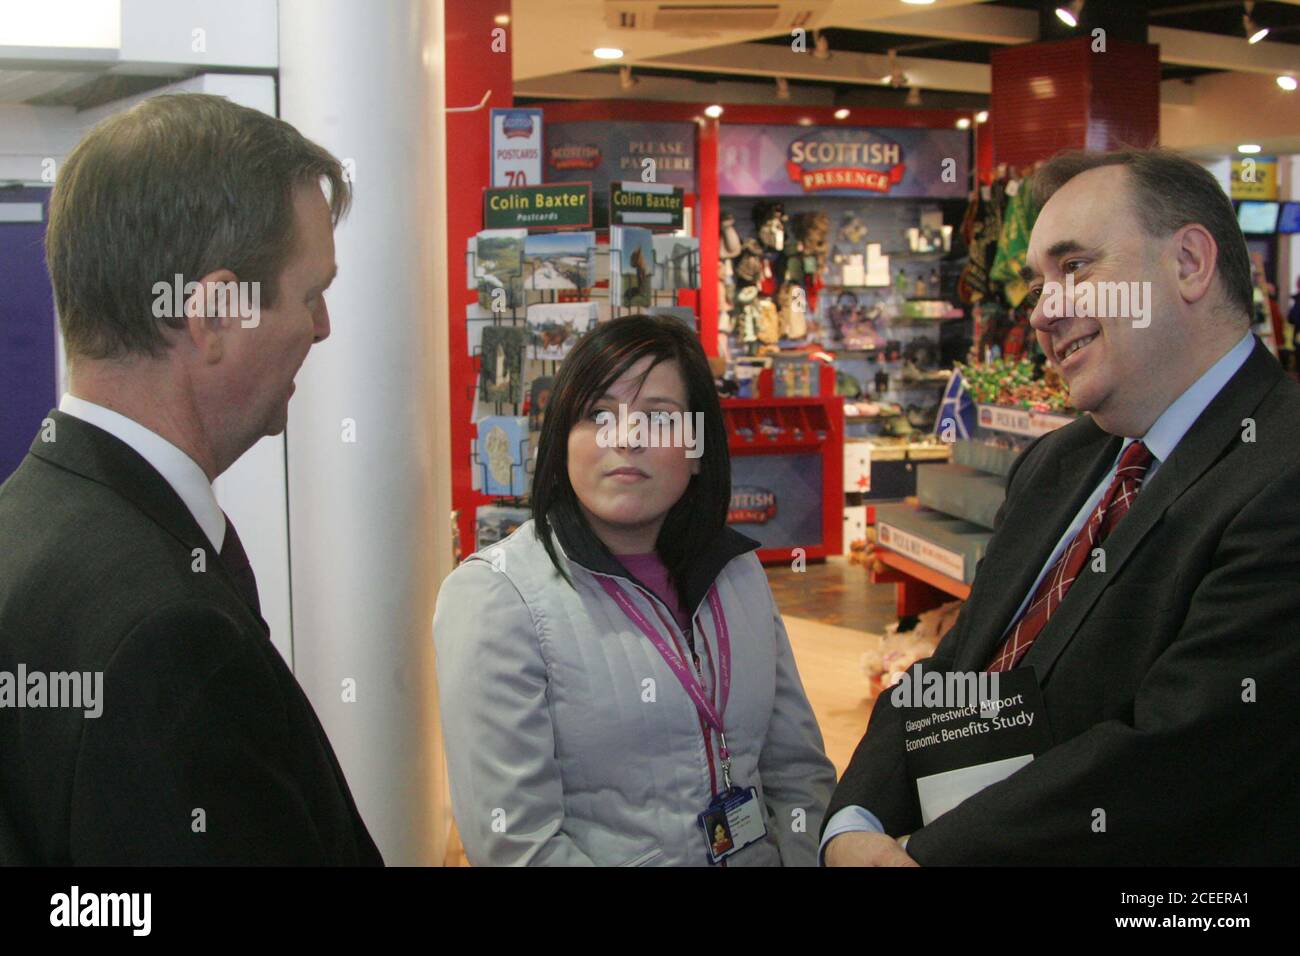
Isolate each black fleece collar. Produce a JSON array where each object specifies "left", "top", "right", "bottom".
[{"left": 547, "top": 498, "right": 761, "bottom": 617}]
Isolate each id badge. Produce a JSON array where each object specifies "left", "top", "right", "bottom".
[{"left": 698, "top": 786, "right": 768, "bottom": 864}]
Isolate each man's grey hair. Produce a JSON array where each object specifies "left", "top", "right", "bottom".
[{"left": 1030, "top": 147, "right": 1252, "bottom": 321}]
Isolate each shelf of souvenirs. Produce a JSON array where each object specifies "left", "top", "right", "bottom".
[
  {"left": 822, "top": 292, "right": 966, "bottom": 322},
  {"left": 955, "top": 356, "right": 1078, "bottom": 437}
]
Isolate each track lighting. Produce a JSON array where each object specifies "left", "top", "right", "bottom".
[
  {"left": 1055, "top": 0, "right": 1085, "bottom": 28},
  {"left": 1243, "top": 2, "right": 1269, "bottom": 43}
]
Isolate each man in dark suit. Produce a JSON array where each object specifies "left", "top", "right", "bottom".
[
  {"left": 823, "top": 148, "right": 1300, "bottom": 865},
  {"left": 0, "top": 94, "right": 381, "bottom": 865}
]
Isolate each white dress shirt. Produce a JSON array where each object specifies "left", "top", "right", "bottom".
[{"left": 58, "top": 393, "right": 226, "bottom": 552}]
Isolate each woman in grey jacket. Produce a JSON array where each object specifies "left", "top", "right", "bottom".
[{"left": 433, "top": 314, "right": 836, "bottom": 865}]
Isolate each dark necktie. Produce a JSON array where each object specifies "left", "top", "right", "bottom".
[
  {"left": 218, "top": 513, "right": 262, "bottom": 618},
  {"left": 986, "top": 440, "right": 1155, "bottom": 672}
]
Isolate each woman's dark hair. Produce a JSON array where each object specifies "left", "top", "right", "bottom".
[{"left": 532, "top": 314, "right": 731, "bottom": 596}]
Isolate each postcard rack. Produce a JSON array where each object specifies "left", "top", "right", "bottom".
[{"left": 469, "top": 433, "right": 534, "bottom": 506}]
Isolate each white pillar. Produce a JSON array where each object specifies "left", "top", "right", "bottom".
[{"left": 278, "top": 0, "right": 451, "bottom": 866}]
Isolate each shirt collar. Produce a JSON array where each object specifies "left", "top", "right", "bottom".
[
  {"left": 1130, "top": 331, "right": 1256, "bottom": 464},
  {"left": 58, "top": 393, "right": 226, "bottom": 551}
]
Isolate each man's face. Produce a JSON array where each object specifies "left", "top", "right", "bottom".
[
  {"left": 222, "top": 181, "right": 336, "bottom": 443},
  {"left": 1025, "top": 166, "right": 1182, "bottom": 431},
  {"left": 567, "top": 356, "right": 701, "bottom": 547}
]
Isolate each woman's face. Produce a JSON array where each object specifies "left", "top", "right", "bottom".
[{"left": 567, "top": 356, "right": 701, "bottom": 553}]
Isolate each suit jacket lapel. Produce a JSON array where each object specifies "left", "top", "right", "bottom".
[
  {"left": 28, "top": 410, "right": 269, "bottom": 631},
  {"left": 1021, "top": 339, "right": 1282, "bottom": 681},
  {"left": 955, "top": 423, "right": 1121, "bottom": 671}
]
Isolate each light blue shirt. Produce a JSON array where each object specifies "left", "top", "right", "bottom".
[{"left": 820, "top": 331, "right": 1256, "bottom": 862}]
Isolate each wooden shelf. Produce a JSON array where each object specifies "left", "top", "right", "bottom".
[{"left": 871, "top": 546, "right": 970, "bottom": 616}]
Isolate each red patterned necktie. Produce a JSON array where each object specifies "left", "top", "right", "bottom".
[{"left": 986, "top": 440, "right": 1155, "bottom": 673}]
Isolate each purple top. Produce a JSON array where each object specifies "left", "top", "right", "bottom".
[{"left": 616, "top": 551, "right": 693, "bottom": 636}]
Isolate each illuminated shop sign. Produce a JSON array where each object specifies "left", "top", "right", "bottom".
[
  {"left": 730, "top": 486, "right": 778, "bottom": 524},
  {"left": 785, "top": 130, "right": 907, "bottom": 194}
]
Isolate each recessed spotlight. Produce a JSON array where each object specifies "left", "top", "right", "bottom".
[
  {"left": 834, "top": 108, "right": 850, "bottom": 120},
  {"left": 902, "top": 0, "right": 936, "bottom": 5},
  {"left": 704, "top": 104, "right": 724, "bottom": 119},
  {"left": 1055, "top": 0, "right": 1084, "bottom": 28},
  {"left": 1237, "top": 143, "right": 1262, "bottom": 154},
  {"left": 798, "top": 116, "right": 814, "bottom": 126},
  {"left": 1278, "top": 75, "right": 1298, "bottom": 91},
  {"left": 975, "top": 110, "right": 989, "bottom": 124},
  {"left": 593, "top": 47, "right": 624, "bottom": 60},
  {"left": 494, "top": 14, "right": 510, "bottom": 26},
  {"left": 956, "top": 117, "right": 971, "bottom": 130}
]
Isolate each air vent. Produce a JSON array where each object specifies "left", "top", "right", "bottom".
[{"left": 604, "top": 1, "right": 829, "bottom": 35}]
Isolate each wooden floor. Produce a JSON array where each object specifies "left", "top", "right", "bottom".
[{"left": 443, "top": 556, "right": 894, "bottom": 865}]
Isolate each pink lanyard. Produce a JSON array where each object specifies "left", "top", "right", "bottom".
[{"left": 598, "top": 576, "right": 736, "bottom": 789}]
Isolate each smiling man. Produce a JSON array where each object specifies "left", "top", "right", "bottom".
[
  {"left": 823, "top": 148, "right": 1300, "bottom": 865},
  {"left": 0, "top": 94, "right": 381, "bottom": 864}
]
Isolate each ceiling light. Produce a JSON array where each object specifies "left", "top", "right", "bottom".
[
  {"left": 593, "top": 47, "right": 624, "bottom": 60},
  {"left": 975, "top": 110, "right": 989, "bottom": 123},
  {"left": 1055, "top": 0, "right": 1085, "bottom": 28},
  {"left": 1237, "top": 144, "right": 1261, "bottom": 154},
  {"left": 1278, "top": 75, "right": 1298, "bottom": 92},
  {"left": 956, "top": 118, "right": 971, "bottom": 130},
  {"left": 494, "top": 14, "right": 510, "bottom": 25},
  {"left": 1244, "top": 2, "right": 1268, "bottom": 43},
  {"left": 906, "top": 86, "right": 922, "bottom": 106},
  {"left": 901, "top": 0, "right": 937, "bottom": 5},
  {"left": 834, "top": 108, "right": 850, "bottom": 120},
  {"left": 776, "top": 77, "right": 790, "bottom": 100},
  {"left": 798, "top": 117, "right": 814, "bottom": 126},
  {"left": 813, "top": 31, "right": 831, "bottom": 61},
  {"left": 704, "top": 104, "right": 724, "bottom": 119},
  {"left": 619, "top": 66, "right": 638, "bottom": 90},
  {"left": 0, "top": 0, "right": 121, "bottom": 47},
  {"left": 883, "top": 49, "right": 908, "bottom": 88}
]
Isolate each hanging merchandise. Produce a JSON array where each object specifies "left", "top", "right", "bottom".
[
  {"left": 958, "top": 178, "right": 1004, "bottom": 304},
  {"left": 734, "top": 238, "right": 765, "bottom": 287},
  {"left": 718, "top": 276, "right": 734, "bottom": 333},
  {"left": 720, "top": 211, "right": 743, "bottom": 258},
  {"left": 719, "top": 209, "right": 743, "bottom": 285},
  {"left": 988, "top": 178, "right": 1038, "bottom": 308},
  {"left": 736, "top": 285, "right": 760, "bottom": 345},
  {"left": 755, "top": 296, "right": 781, "bottom": 345},
  {"left": 776, "top": 281, "right": 808, "bottom": 340},
  {"left": 839, "top": 212, "right": 868, "bottom": 245},
  {"left": 792, "top": 211, "right": 830, "bottom": 275},
  {"left": 752, "top": 200, "right": 787, "bottom": 253}
]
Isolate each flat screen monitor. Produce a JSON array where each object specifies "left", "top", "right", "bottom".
[
  {"left": 1277, "top": 201, "right": 1300, "bottom": 234},
  {"left": 1237, "top": 201, "right": 1280, "bottom": 234}
]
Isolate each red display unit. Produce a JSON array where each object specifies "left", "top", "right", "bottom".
[{"left": 721, "top": 362, "right": 843, "bottom": 565}]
